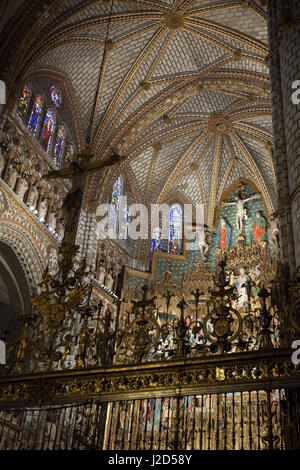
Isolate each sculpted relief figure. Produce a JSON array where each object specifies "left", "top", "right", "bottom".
[
  {"left": 98, "top": 260, "right": 106, "bottom": 285},
  {"left": 269, "top": 213, "right": 280, "bottom": 251},
  {"left": 27, "top": 182, "right": 39, "bottom": 212},
  {"left": 106, "top": 268, "right": 114, "bottom": 291},
  {"left": 236, "top": 267, "right": 250, "bottom": 309},
  {"left": 15, "top": 174, "right": 28, "bottom": 201},
  {"left": 47, "top": 207, "right": 58, "bottom": 233},
  {"left": 57, "top": 217, "right": 65, "bottom": 242},
  {"left": 6, "top": 164, "right": 19, "bottom": 190},
  {"left": 198, "top": 226, "right": 211, "bottom": 259},
  {"left": 38, "top": 197, "right": 49, "bottom": 223}
]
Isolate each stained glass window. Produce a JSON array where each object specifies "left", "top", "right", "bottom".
[
  {"left": 54, "top": 127, "right": 65, "bottom": 166},
  {"left": 50, "top": 86, "right": 61, "bottom": 107},
  {"left": 27, "top": 95, "right": 42, "bottom": 136},
  {"left": 151, "top": 227, "right": 163, "bottom": 253},
  {"left": 111, "top": 177, "right": 123, "bottom": 212},
  {"left": 108, "top": 176, "right": 123, "bottom": 237},
  {"left": 169, "top": 205, "right": 182, "bottom": 254},
  {"left": 17, "top": 85, "right": 31, "bottom": 119},
  {"left": 40, "top": 109, "right": 55, "bottom": 153}
]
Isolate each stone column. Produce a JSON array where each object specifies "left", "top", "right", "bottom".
[{"left": 267, "top": 0, "right": 300, "bottom": 276}]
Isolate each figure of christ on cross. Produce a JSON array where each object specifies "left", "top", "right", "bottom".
[
  {"left": 221, "top": 188, "right": 261, "bottom": 235},
  {"left": 45, "top": 144, "right": 126, "bottom": 245}
]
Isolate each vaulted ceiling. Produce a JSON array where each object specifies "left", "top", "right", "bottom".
[{"left": 0, "top": 0, "right": 274, "bottom": 227}]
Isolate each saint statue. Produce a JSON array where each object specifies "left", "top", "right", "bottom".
[
  {"left": 269, "top": 213, "right": 280, "bottom": 250},
  {"left": 251, "top": 210, "right": 267, "bottom": 243},
  {"left": 169, "top": 235, "right": 180, "bottom": 254},
  {"left": 106, "top": 268, "right": 114, "bottom": 291},
  {"left": 15, "top": 173, "right": 28, "bottom": 201},
  {"left": 98, "top": 260, "right": 106, "bottom": 285},
  {"left": 197, "top": 225, "right": 211, "bottom": 259},
  {"left": 236, "top": 267, "right": 250, "bottom": 309},
  {"left": 6, "top": 164, "right": 19, "bottom": 190},
  {"left": 38, "top": 197, "right": 49, "bottom": 223},
  {"left": 217, "top": 218, "right": 231, "bottom": 248},
  {"left": 27, "top": 182, "right": 39, "bottom": 212}
]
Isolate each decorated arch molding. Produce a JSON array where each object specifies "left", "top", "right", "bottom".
[{"left": 0, "top": 223, "right": 44, "bottom": 296}]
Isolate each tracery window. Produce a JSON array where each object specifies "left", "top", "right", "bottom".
[
  {"left": 17, "top": 85, "right": 75, "bottom": 169},
  {"left": 17, "top": 85, "right": 31, "bottom": 119},
  {"left": 108, "top": 176, "right": 123, "bottom": 238},
  {"left": 54, "top": 127, "right": 65, "bottom": 166},
  {"left": 40, "top": 109, "right": 55, "bottom": 153},
  {"left": 168, "top": 204, "right": 182, "bottom": 254},
  {"left": 27, "top": 95, "right": 42, "bottom": 136},
  {"left": 50, "top": 86, "right": 61, "bottom": 107}
]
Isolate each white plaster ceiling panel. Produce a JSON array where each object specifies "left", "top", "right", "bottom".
[
  {"left": 241, "top": 116, "right": 273, "bottom": 134},
  {"left": 178, "top": 89, "right": 240, "bottom": 116},
  {"left": 91, "top": 27, "right": 161, "bottom": 134},
  {"left": 153, "top": 29, "right": 226, "bottom": 79},
  {"left": 229, "top": 136, "right": 254, "bottom": 175},
  {"left": 100, "top": 34, "right": 170, "bottom": 136},
  {"left": 174, "top": 170, "right": 202, "bottom": 205},
  {"left": 220, "top": 59, "right": 269, "bottom": 75},
  {"left": 238, "top": 134, "right": 274, "bottom": 181},
  {"left": 149, "top": 134, "right": 197, "bottom": 201},
  {"left": 130, "top": 146, "right": 154, "bottom": 197},
  {"left": 223, "top": 162, "right": 251, "bottom": 193},
  {"left": 198, "top": 5, "right": 268, "bottom": 43},
  {"left": 217, "top": 137, "right": 231, "bottom": 186},
  {"left": 198, "top": 142, "right": 215, "bottom": 199}
]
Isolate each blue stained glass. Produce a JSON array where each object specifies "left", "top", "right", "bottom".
[
  {"left": 27, "top": 95, "right": 42, "bottom": 136},
  {"left": 151, "top": 227, "right": 163, "bottom": 254},
  {"left": 108, "top": 176, "right": 123, "bottom": 237},
  {"left": 50, "top": 86, "right": 61, "bottom": 107},
  {"left": 111, "top": 177, "right": 123, "bottom": 211},
  {"left": 169, "top": 205, "right": 182, "bottom": 254}
]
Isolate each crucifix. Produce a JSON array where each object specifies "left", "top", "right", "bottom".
[
  {"left": 221, "top": 185, "right": 260, "bottom": 235},
  {"left": 45, "top": 144, "right": 126, "bottom": 246}
]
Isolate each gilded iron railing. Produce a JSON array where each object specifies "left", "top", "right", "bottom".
[{"left": 0, "top": 386, "right": 299, "bottom": 450}]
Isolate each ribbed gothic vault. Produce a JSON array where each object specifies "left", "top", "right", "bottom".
[{"left": 0, "top": 0, "right": 274, "bottom": 227}]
